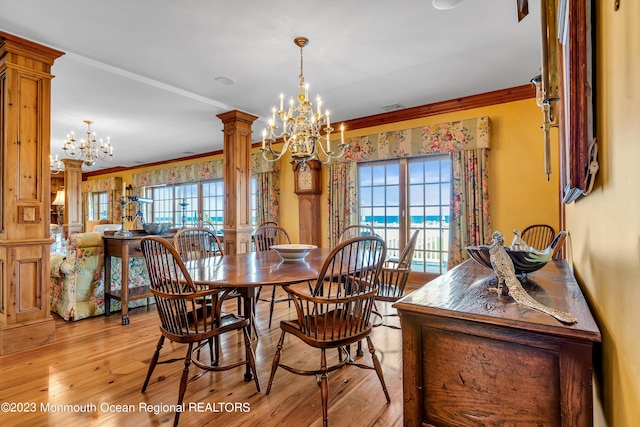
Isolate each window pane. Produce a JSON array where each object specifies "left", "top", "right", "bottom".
[
  {"left": 386, "top": 185, "right": 399, "bottom": 206},
  {"left": 441, "top": 160, "right": 451, "bottom": 182},
  {"left": 372, "top": 164, "right": 386, "bottom": 185},
  {"left": 359, "top": 166, "right": 372, "bottom": 187},
  {"left": 386, "top": 163, "right": 399, "bottom": 185},
  {"left": 360, "top": 187, "right": 372, "bottom": 207},
  {"left": 409, "top": 162, "right": 424, "bottom": 184},
  {"left": 424, "top": 161, "right": 440, "bottom": 183},
  {"left": 409, "top": 183, "right": 424, "bottom": 205}
]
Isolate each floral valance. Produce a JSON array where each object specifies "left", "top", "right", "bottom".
[
  {"left": 82, "top": 176, "right": 122, "bottom": 193},
  {"left": 131, "top": 159, "right": 224, "bottom": 187},
  {"left": 252, "top": 152, "right": 280, "bottom": 174},
  {"left": 339, "top": 116, "right": 489, "bottom": 163}
]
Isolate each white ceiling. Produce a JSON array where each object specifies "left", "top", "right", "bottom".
[{"left": 0, "top": 0, "right": 541, "bottom": 172}]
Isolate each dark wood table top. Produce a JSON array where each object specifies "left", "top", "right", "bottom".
[
  {"left": 394, "top": 259, "right": 601, "bottom": 342},
  {"left": 186, "top": 247, "right": 333, "bottom": 287}
]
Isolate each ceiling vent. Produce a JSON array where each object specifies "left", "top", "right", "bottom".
[{"left": 381, "top": 103, "right": 404, "bottom": 112}]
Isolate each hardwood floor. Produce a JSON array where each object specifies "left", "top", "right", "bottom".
[{"left": 0, "top": 286, "right": 411, "bottom": 426}]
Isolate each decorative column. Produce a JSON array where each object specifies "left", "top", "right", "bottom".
[
  {"left": 217, "top": 110, "right": 258, "bottom": 254},
  {"left": 61, "top": 158, "right": 83, "bottom": 236},
  {"left": 0, "top": 32, "right": 64, "bottom": 354}
]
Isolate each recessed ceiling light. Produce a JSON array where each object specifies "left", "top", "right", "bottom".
[
  {"left": 432, "top": 0, "right": 463, "bottom": 10},
  {"left": 214, "top": 76, "right": 235, "bottom": 86}
]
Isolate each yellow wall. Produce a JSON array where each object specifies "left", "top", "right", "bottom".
[
  {"left": 565, "top": 3, "right": 640, "bottom": 426},
  {"left": 279, "top": 98, "right": 560, "bottom": 246}
]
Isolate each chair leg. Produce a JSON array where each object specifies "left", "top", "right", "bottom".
[
  {"left": 173, "top": 343, "right": 194, "bottom": 427},
  {"left": 242, "top": 327, "right": 261, "bottom": 392},
  {"left": 268, "top": 286, "right": 277, "bottom": 328},
  {"left": 366, "top": 336, "right": 391, "bottom": 403},
  {"left": 141, "top": 335, "right": 165, "bottom": 392},
  {"left": 266, "top": 330, "right": 286, "bottom": 394},
  {"left": 319, "top": 348, "right": 329, "bottom": 426},
  {"left": 212, "top": 336, "right": 220, "bottom": 366}
]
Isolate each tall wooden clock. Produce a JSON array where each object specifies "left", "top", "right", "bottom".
[{"left": 293, "top": 159, "right": 322, "bottom": 246}]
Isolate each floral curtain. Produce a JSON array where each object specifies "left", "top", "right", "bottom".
[
  {"left": 252, "top": 154, "right": 280, "bottom": 225},
  {"left": 82, "top": 177, "right": 124, "bottom": 225},
  {"left": 448, "top": 149, "right": 491, "bottom": 268},
  {"left": 328, "top": 116, "right": 491, "bottom": 266},
  {"left": 327, "top": 161, "right": 358, "bottom": 247}
]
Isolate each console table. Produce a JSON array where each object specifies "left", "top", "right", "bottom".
[
  {"left": 393, "top": 259, "right": 601, "bottom": 427},
  {"left": 103, "top": 230, "right": 176, "bottom": 325}
]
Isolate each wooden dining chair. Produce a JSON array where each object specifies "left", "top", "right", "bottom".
[
  {"left": 173, "top": 227, "right": 245, "bottom": 356},
  {"left": 253, "top": 225, "right": 293, "bottom": 328},
  {"left": 338, "top": 224, "right": 375, "bottom": 242},
  {"left": 550, "top": 230, "right": 568, "bottom": 260},
  {"left": 521, "top": 224, "right": 556, "bottom": 251},
  {"left": 173, "top": 227, "right": 224, "bottom": 261},
  {"left": 139, "top": 236, "right": 260, "bottom": 427},
  {"left": 257, "top": 220, "right": 278, "bottom": 228},
  {"left": 266, "top": 235, "right": 389, "bottom": 426},
  {"left": 375, "top": 229, "right": 420, "bottom": 328}
]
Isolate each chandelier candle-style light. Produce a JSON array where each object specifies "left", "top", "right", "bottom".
[
  {"left": 261, "top": 37, "right": 348, "bottom": 166},
  {"left": 62, "top": 120, "right": 114, "bottom": 167}
]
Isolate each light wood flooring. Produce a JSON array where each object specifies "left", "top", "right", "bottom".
[{"left": 0, "top": 286, "right": 412, "bottom": 426}]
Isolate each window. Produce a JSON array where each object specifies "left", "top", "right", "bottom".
[
  {"left": 143, "top": 180, "right": 224, "bottom": 229},
  {"left": 88, "top": 191, "right": 108, "bottom": 221},
  {"left": 358, "top": 155, "right": 451, "bottom": 274},
  {"left": 201, "top": 180, "right": 224, "bottom": 229}
]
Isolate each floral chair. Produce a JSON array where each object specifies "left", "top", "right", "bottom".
[{"left": 50, "top": 232, "right": 151, "bottom": 321}]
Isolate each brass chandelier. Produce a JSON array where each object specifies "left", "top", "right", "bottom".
[
  {"left": 62, "top": 119, "right": 114, "bottom": 167},
  {"left": 261, "top": 37, "right": 348, "bottom": 166}
]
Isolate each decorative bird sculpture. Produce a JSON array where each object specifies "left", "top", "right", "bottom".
[{"left": 489, "top": 231, "right": 577, "bottom": 324}]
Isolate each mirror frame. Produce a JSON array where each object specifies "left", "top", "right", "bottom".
[{"left": 556, "top": 0, "right": 597, "bottom": 204}]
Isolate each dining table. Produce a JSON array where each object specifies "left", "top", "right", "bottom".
[{"left": 185, "top": 247, "right": 333, "bottom": 381}]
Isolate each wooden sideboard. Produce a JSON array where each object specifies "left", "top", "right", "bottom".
[
  {"left": 393, "top": 259, "right": 601, "bottom": 427},
  {"left": 103, "top": 230, "right": 177, "bottom": 325}
]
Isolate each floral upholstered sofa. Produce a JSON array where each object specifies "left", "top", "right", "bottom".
[{"left": 50, "top": 231, "right": 151, "bottom": 321}]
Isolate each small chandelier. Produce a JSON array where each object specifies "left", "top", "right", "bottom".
[
  {"left": 50, "top": 154, "right": 63, "bottom": 174},
  {"left": 62, "top": 120, "right": 114, "bottom": 167},
  {"left": 261, "top": 37, "right": 348, "bottom": 166}
]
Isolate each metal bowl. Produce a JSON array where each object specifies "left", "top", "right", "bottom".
[
  {"left": 465, "top": 245, "right": 553, "bottom": 275},
  {"left": 142, "top": 222, "right": 172, "bottom": 235}
]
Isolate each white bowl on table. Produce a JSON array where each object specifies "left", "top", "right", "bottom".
[{"left": 270, "top": 244, "right": 317, "bottom": 263}]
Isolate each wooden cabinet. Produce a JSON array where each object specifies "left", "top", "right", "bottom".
[{"left": 393, "top": 260, "right": 601, "bottom": 426}]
